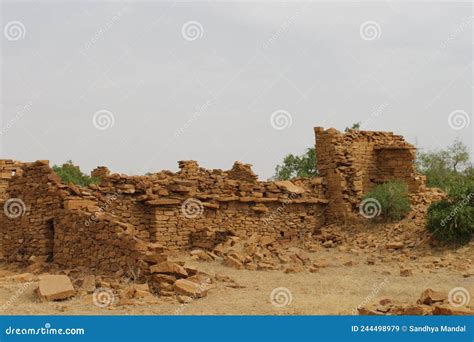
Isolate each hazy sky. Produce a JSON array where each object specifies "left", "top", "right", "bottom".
[{"left": 1, "top": 1, "right": 472, "bottom": 179}]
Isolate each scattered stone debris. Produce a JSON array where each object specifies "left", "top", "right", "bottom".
[
  {"left": 357, "top": 289, "right": 474, "bottom": 316},
  {"left": 148, "top": 258, "right": 212, "bottom": 300},
  {"left": 191, "top": 234, "right": 316, "bottom": 272}
]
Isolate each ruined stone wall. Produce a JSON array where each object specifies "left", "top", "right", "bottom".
[
  {"left": 150, "top": 202, "right": 323, "bottom": 250},
  {"left": 0, "top": 160, "right": 23, "bottom": 199},
  {"left": 91, "top": 161, "right": 327, "bottom": 249},
  {"left": 0, "top": 159, "right": 327, "bottom": 269},
  {"left": 53, "top": 210, "right": 160, "bottom": 274},
  {"left": 314, "top": 127, "right": 425, "bottom": 223},
  {"left": 0, "top": 161, "right": 65, "bottom": 261}
]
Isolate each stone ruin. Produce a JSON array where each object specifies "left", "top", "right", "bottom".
[{"left": 0, "top": 127, "right": 433, "bottom": 295}]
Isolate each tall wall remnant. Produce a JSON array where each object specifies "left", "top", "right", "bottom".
[
  {"left": 314, "top": 127, "right": 425, "bottom": 223},
  {"left": 0, "top": 126, "right": 429, "bottom": 274}
]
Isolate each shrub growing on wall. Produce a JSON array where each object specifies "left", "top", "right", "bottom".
[
  {"left": 52, "top": 160, "right": 99, "bottom": 187},
  {"left": 426, "top": 179, "right": 474, "bottom": 245},
  {"left": 362, "top": 181, "right": 411, "bottom": 221}
]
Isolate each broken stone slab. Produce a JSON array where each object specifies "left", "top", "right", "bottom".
[
  {"left": 63, "top": 199, "right": 99, "bottom": 211},
  {"left": 417, "top": 289, "right": 447, "bottom": 305},
  {"left": 400, "top": 268, "right": 413, "bottom": 277},
  {"left": 284, "top": 264, "right": 305, "bottom": 273},
  {"left": 432, "top": 304, "right": 474, "bottom": 315},
  {"left": 174, "top": 279, "right": 208, "bottom": 298},
  {"left": 37, "top": 274, "right": 75, "bottom": 301},
  {"left": 274, "top": 181, "right": 306, "bottom": 194},
  {"left": 150, "top": 261, "right": 188, "bottom": 278},
  {"left": 81, "top": 275, "right": 96, "bottom": 294},
  {"left": 223, "top": 255, "right": 244, "bottom": 270},
  {"left": 385, "top": 242, "right": 404, "bottom": 250},
  {"left": 146, "top": 199, "right": 181, "bottom": 206},
  {"left": 177, "top": 295, "right": 193, "bottom": 304}
]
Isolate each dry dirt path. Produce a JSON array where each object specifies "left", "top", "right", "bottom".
[{"left": 0, "top": 246, "right": 472, "bottom": 315}]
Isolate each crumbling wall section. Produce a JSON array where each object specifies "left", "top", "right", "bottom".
[
  {"left": 91, "top": 161, "right": 328, "bottom": 249},
  {"left": 314, "top": 127, "right": 425, "bottom": 223},
  {"left": 0, "top": 160, "right": 24, "bottom": 199},
  {"left": 0, "top": 161, "right": 65, "bottom": 261},
  {"left": 53, "top": 210, "right": 162, "bottom": 274}
]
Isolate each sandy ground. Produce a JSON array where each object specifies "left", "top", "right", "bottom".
[{"left": 0, "top": 246, "right": 472, "bottom": 315}]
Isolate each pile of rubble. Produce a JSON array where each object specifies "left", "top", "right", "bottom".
[
  {"left": 148, "top": 260, "right": 213, "bottom": 302},
  {"left": 407, "top": 187, "right": 446, "bottom": 225},
  {"left": 358, "top": 288, "right": 474, "bottom": 315},
  {"left": 189, "top": 233, "right": 334, "bottom": 273},
  {"left": 3, "top": 252, "right": 216, "bottom": 306}
]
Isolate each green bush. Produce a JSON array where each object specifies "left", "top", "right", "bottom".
[
  {"left": 362, "top": 181, "right": 411, "bottom": 221},
  {"left": 273, "top": 147, "right": 317, "bottom": 180},
  {"left": 52, "top": 160, "right": 99, "bottom": 187},
  {"left": 426, "top": 179, "right": 474, "bottom": 245}
]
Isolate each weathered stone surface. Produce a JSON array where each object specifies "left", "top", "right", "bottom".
[
  {"left": 400, "top": 269, "right": 413, "bottom": 277},
  {"left": 37, "top": 274, "right": 75, "bottom": 301},
  {"left": 174, "top": 279, "right": 208, "bottom": 298},
  {"left": 385, "top": 242, "right": 404, "bottom": 250},
  {"left": 418, "top": 289, "right": 447, "bottom": 305},
  {"left": 223, "top": 256, "right": 244, "bottom": 270},
  {"left": 81, "top": 275, "right": 96, "bottom": 293},
  {"left": 432, "top": 305, "right": 474, "bottom": 316},
  {"left": 274, "top": 181, "right": 306, "bottom": 194},
  {"left": 150, "top": 262, "right": 188, "bottom": 278}
]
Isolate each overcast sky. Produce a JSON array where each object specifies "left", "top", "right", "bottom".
[{"left": 1, "top": 1, "right": 472, "bottom": 179}]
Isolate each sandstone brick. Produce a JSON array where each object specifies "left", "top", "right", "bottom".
[
  {"left": 150, "top": 262, "right": 188, "bottom": 277},
  {"left": 174, "top": 279, "right": 208, "bottom": 298},
  {"left": 37, "top": 274, "right": 75, "bottom": 301}
]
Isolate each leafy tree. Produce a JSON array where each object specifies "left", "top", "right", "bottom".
[
  {"left": 416, "top": 139, "right": 472, "bottom": 190},
  {"left": 345, "top": 122, "right": 361, "bottom": 132},
  {"left": 52, "top": 160, "right": 99, "bottom": 187},
  {"left": 362, "top": 181, "right": 411, "bottom": 221},
  {"left": 273, "top": 123, "right": 362, "bottom": 180},
  {"left": 273, "top": 147, "right": 317, "bottom": 180}
]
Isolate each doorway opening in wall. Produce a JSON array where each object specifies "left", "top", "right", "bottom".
[{"left": 45, "top": 219, "right": 55, "bottom": 262}]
